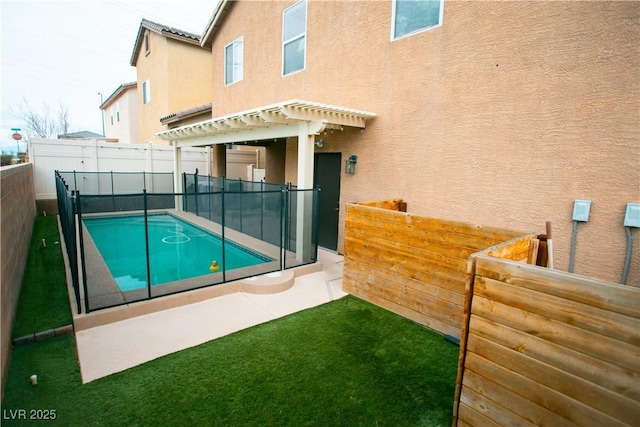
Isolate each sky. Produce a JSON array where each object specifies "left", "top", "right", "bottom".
[{"left": 0, "top": 0, "right": 218, "bottom": 153}]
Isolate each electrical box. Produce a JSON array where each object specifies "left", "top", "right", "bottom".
[
  {"left": 623, "top": 203, "right": 640, "bottom": 228},
  {"left": 572, "top": 200, "right": 592, "bottom": 222}
]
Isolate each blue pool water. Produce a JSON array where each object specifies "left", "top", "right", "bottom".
[{"left": 83, "top": 214, "right": 272, "bottom": 291}]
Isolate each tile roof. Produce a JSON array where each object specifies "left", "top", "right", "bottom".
[
  {"left": 141, "top": 19, "right": 201, "bottom": 41},
  {"left": 130, "top": 19, "right": 204, "bottom": 66},
  {"left": 160, "top": 103, "right": 213, "bottom": 124}
]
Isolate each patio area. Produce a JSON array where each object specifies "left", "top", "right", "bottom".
[{"left": 76, "top": 249, "right": 346, "bottom": 383}]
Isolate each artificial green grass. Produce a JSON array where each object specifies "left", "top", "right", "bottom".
[
  {"left": 11, "top": 216, "right": 72, "bottom": 338},
  {"left": 2, "top": 296, "right": 459, "bottom": 426}
]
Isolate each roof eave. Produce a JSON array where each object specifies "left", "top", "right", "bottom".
[
  {"left": 201, "top": 0, "right": 231, "bottom": 48},
  {"left": 100, "top": 82, "right": 137, "bottom": 110}
]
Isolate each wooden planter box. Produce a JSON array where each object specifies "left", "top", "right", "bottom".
[{"left": 342, "top": 199, "right": 535, "bottom": 340}]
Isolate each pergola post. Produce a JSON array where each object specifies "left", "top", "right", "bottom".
[{"left": 295, "top": 121, "right": 322, "bottom": 262}]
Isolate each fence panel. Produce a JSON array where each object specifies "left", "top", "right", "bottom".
[
  {"left": 342, "top": 200, "right": 533, "bottom": 339},
  {"left": 454, "top": 256, "right": 640, "bottom": 427},
  {"left": 31, "top": 139, "right": 208, "bottom": 199}
]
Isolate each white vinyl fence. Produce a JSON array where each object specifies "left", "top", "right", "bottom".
[{"left": 30, "top": 138, "right": 211, "bottom": 199}]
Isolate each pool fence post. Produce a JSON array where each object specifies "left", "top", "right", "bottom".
[
  {"left": 208, "top": 173, "right": 212, "bottom": 221},
  {"left": 239, "top": 178, "right": 243, "bottom": 232},
  {"left": 312, "top": 187, "right": 320, "bottom": 262},
  {"left": 221, "top": 188, "right": 226, "bottom": 282},
  {"left": 260, "top": 180, "right": 264, "bottom": 241},
  {"left": 75, "top": 190, "right": 90, "bottom": 313},
  {"left": 280, "top": 187, "right": 287, "bottom": 270},
  {"left": 143, "top": 189, "right": 152, "bottom": 299},
  {"left": 110, "top": 171, "right": 115, "bottom": 211},
  {"left": 68, "top": 190, "right": 81, "bottom": 314},
  {"left": 73, "top": 170, "right": 77, "bottom": 192},
  {"left": 194, "top": 169, "right": 199, "bottom": 216},
  {"left": 182, "top": 172, "right": 187, "bottom": 212}
]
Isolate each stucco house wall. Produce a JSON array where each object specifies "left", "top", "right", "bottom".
[
  {"left": 135, "top": 28, "right": 212, "bottom": 144},
  {"left": 207, "top": 0, "right": 639, "bottom": 284},
  {"left": 103, "top": 84, "right": 139, "bottom": 144}
]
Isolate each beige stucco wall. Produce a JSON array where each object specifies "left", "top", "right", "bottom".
[
  {"left": 136, "top": 30, "right": 212, "bottom": 144},
  {"left": 209, "top": 1, "right": 639, "bottom": 284},
  {"left": 104, "top": 87, "right": 139, "bottom": 144},
  {"left": 1, "top": 164, "right": 36, "bottom": 398}
]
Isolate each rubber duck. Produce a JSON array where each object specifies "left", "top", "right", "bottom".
[{"left": 209, "top": 260, "right": 219, "bottom": 272}]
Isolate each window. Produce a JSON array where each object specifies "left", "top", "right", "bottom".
[
  {"left": 116, "top": 102, "right": 120, "bottom": 122},
  {"left": 392, "top": 0, "right": 443, "bottom": 40},
  {"left": 224, "top": 37, "right": 244, "bottom": 85},
  {"left": 144, "top": 32, "right": 150, "bottom": 55},
  {"left": 282, "top": 0, "right": 306, "bottom": 76},
  {"left": 142, "top": 80, "right": 150, "bottom": 104},
  {"left": 109, "top": 107, "right": 113, "bottom": 125}
]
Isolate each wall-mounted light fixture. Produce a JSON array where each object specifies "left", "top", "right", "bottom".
[
  {"left": 621, "top": 202, "right": 639, "bottom": 284},
  {"left": 569, "top": 199, "right": 591, "bottom": 273},
  {"left": 314, "top": 138, "right": 324, "bottom": 148},
  {"left": 345, "top": 155, "right": 357, "bottom": 174}
]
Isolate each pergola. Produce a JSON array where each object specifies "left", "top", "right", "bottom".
[{"left": 155, "top": 99, "right": 376, "bottom": 258}]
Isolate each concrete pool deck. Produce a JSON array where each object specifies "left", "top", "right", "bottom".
[{"left": 75, "top": 249, "right": 346, "bottom": 383}]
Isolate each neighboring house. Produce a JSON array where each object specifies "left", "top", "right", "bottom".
[
  {"left": 57, "top": 131, "right": 108, "bottom": 140},
  {"left": 99, "top": 82, "right": 139, "bottom": 144},
  {"left": 156, "top": 0, "right": 639, "bottom": 284},
  {"left": 130, "top": 19, "right": 213, "bottom": 144}
]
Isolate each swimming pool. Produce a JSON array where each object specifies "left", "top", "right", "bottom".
[{"left": 83, "top": 214, "right": 272, "bottom": 291}]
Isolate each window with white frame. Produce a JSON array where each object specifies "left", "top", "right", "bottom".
[
  {"left": 142, "top": 80, "right": 150, "bottom": 104},
  {"left": 225, "top": 37, "right": 244, "bottom": 85},
  {"left": 282, "top": 0, "right": 306, "bottom": 76},
  {"left": 392, "top": 0, "right": 443, "bottom": 40},
  {"left": 116, "top": 101, "right": 120, "bottom": 122}
]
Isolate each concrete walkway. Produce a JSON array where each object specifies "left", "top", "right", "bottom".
[{"left": 75, "top": 250, "right": 346, "bottom": 383}]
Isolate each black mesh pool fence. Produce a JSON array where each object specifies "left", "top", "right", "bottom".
[{"left": 54, "top": 170, "right": 319, "bottom": 313}]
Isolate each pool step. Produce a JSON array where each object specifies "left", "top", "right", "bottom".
[{"left": 239, "top": 270, "right": 296, "bottom": 294}]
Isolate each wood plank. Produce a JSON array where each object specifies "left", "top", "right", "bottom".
[
  {"left": 464, "top": 351, "right": 628, "bottom": 427},
  {"left": 345, "top": 259, "right": 465, "bottom": 305},
  {"left": 356, "top": 199, "right": 405, "bottom": 211},
  {"left": 343, "top": 255, "right": 464, "bottom": 294},
  {"left": 343, "top": 271, "right": 462, "bottom": 328},
  {"left": 470, "top": 314, "right": 640, "bottom": 401},
  {"left": 482, "top": 235, "right": 536, "bottom": 261},
  {"left": 459, "top": 385, "right": 534, "bottom": 426},
  {"left": 343, "top": 240, "right": 467, "bottom": 292},
  {"left": 474, "top": 275, "right": 640, "bottom": 346},
  {"left": 527, "top": 238, "right": 540, "bottom": 264},
  {"left": 345, "top": 211, "right": 509, "bottom": 252},
  {"left": 456, "top": 403, "right": 501, "bottom": 427},
  {"left": 471, "top": 294, "right": 640, "bottom": 374},
  {"left": 344, "top": 288, "right": 461, "bottom": 338},
  {"left": 346, "top": 204, "right": 526, "bottom": 241},
  {"left": 344, "top": 256, "right": 465, "bottom": 296},
  {"left": 344, "top": 232, "right": 470, "bottom": 271},
  {"left": 345, "top": 221, "right": 479, "bottom": 260},
  {"left": 467, "top": 334, "right": 638, "bottom": 426},
  {"left": 462, "top": 369, "right": 581, "bottom": 427},
  {"left": 474, "top": 256, "right": 640, "bottom": 317},
  {"left": 344, "top": 236, "right": 467, "bottom": 284}
]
